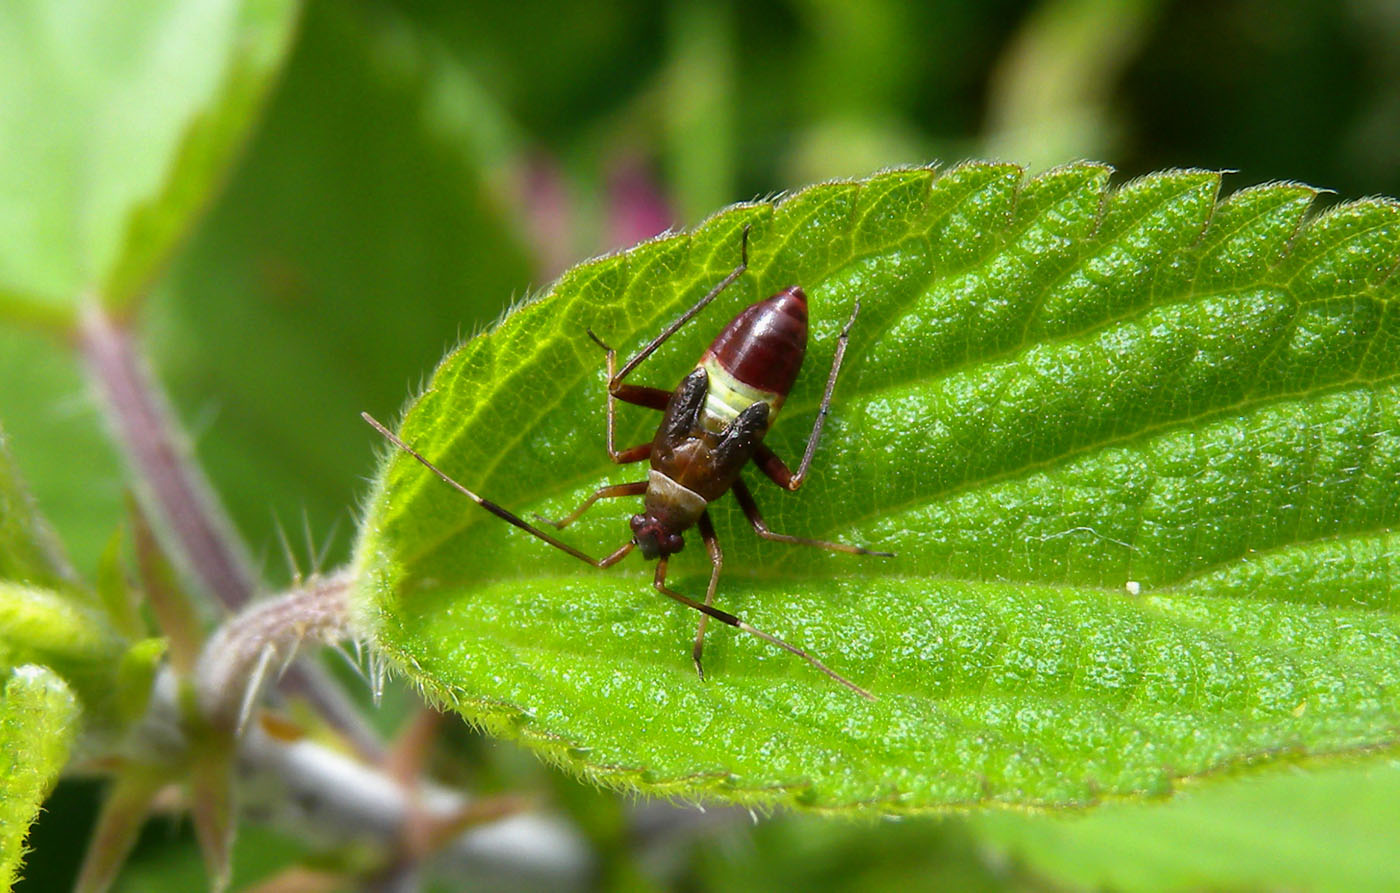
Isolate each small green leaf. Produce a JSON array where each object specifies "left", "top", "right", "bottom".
[
  {"left": 356, "top": 164, "right": 1400, "bottom": 811},
  {"left": 1, "top": 665, "right": 79, "bottom": 892},
  {"left": 75, "top": 768, "right": 165, "bottom": 893},
  {"left": 0, "top": 0, "right": 299, "bottom": 323},
  {"left": 115, "top": 638, "right": 167, "bottom": 725},
  {"left": 0, "top": 424, "right": 77, "bottom": 591},
  {"left": 96, "top": 528, "right": 142, "bottom": 640},
  {"left": 0, "top": 582, "right": 124, "bottom": 729}
]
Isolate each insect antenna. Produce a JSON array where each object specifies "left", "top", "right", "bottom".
[{"left": 362, "top": 413, "right": 633, "bottom": 568}]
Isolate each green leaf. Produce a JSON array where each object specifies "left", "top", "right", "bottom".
[
  {"left": 0, "top": 0, "right": 299, "bottom": 324},
  {"left": 972, "top": 758, "right": 1400, "bottom": 891},
  {"left": 0, "top": 582, "right": 124, "bottom": 730},
  {"left": 355, "top": 164, "right": 1400, "bottom": 811},
  {"left": 1, "top": 665, "right": 79, "bottom": 892}
]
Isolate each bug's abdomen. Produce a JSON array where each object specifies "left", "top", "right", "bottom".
[
  {"left": 706, "top": 286, "right": 808, "bottom": 394},
  {"left": 697, "top": 286, "right": 807, "bottom": 432}
]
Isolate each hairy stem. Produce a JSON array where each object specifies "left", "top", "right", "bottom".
[
  {"left": 126, "top": 579, "right": 589, "bottom": 890},
  {"left": 195, "top": 576, "right": 587, "bottom": 887},
  {"left": 76, "top": 304, "right": 382, "bottom": 758},
  {"left": 196, "top": 570, "right": 354, "bottom": 732}
]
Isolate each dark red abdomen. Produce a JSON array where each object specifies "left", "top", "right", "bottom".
[{"left": 705, "top": 286, "right": 808, "bottom": 395}]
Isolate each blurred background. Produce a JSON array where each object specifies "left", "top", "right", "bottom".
[{"left": 7, "top": 0, "right": 1400, "bottom": 888}]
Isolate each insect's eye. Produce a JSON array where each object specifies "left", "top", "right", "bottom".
[
  {"left": 629, "top": 514, "right": 646, "bottom": 534},
  {"left": 665, "top": 533, "right": 685, "bottom": 554}
]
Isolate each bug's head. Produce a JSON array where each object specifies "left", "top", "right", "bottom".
[{"left": 630, "top": 513, "right": 684, "bottom": 560}]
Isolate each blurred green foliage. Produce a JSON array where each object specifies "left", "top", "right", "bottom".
[{"left": 4, "top": 0, "right": 1399, "bottom": 889}]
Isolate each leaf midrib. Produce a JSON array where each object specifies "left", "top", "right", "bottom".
[{"left": 406, "top": 370, "right": 1399, "bottom": 587}]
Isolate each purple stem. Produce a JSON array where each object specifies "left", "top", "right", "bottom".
[
  {"left": 77, "top": 304, "right": 382, "bottom": 759},
  {"left": 78, "top": 305, "right": 256, "bottom": 608}
]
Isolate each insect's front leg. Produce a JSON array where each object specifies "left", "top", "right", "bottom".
[
  {"left": 691, "top": 512, "right": 724, "bottom": 679},
  {"left": 609, "top": 225, "right": 751, "bottom": 385},
  {"left": 650, "top": 554, "right": 874, "bottom": 700},
  {"left": 586, "top": 329, "right": 665, "bottom": 463},
  {"left": 587, "top": 224, "right": 750, "bottom": 462},
  {"left": 534, "top": 480, "right": 648, "bottom": 529}
]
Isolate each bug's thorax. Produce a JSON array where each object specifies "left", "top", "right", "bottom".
[{"left": 631, "top": 469, "right": 703, "bottom": 559}]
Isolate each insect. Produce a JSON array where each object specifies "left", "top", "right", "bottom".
[{"left": 364, "top": 226, "right": 891, "bottom": 699}]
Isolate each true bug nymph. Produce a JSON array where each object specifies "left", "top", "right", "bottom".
[{"left": 365, "top": 226, "right": 891, "bottom": 699}]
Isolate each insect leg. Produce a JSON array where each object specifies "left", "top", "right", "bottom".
[
  {"left": 690, "top": 512, "right": 724, "bottom": 680},
  {"left": 732, "top": 478, "right": 892, "bottom": 557},
  {"left": 651, "top": 556, "right": 874, "bottom": 700},
  {"left": 754, "top": 299, "right": 861, "bottom": 491},
  {"left": 611, "top": 224, "right": 751, "bottom": 385},
  {"left": 363, "top": 413, "right": 635, "bottom": 568},
  {"left": 585, "top": 329, "right": 665, "bottom": 463},
  {"left": 534, "top": 480, "right": 648, "bottom": 530}
]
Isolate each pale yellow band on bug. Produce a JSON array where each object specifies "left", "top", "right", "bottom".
[{"left": 698, "top": 355, "right": 785, "bottom": 434}]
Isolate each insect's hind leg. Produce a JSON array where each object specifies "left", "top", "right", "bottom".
[
  {"left": 752, "top": 299, "right": 861, "bottom": 492},
  {"left": 732, "top": 478, "right": 892, "bottom": 557},
  {"left": 586, "top": 329, "right": 667, "bottom": 463},
  {"left": 362, "top": 413, "right": 636, "bottom": 569}
]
